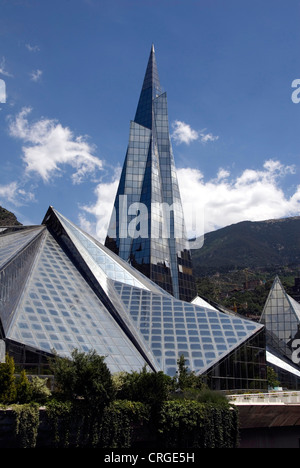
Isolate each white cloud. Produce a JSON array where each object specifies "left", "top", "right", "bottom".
[
  {"left": 0, "top": 181, "right": 35, "bottom": 207},
  {"left": 78, "top": 159, "right": 300, "bottom": 245},
  {"left": 0, "top": 57, "right": 13, "bottom": 78},
  {"left": 25, "top": 44, "right": 40, "bottom": 53},
  {"left": 30, "top": 69, "right": 43, "bottom": 82},
  {"left": 79, "top": 167, "right": 121, "bottom": 242},
  {"left": 200, "top": 131, "right": 219, "bottom": 143},
  {"left": 0, "top": 182, "right": 19, "bottom": 204},
  {"left": 171, "top": 120, "right": 199, "bottom": 145},
  {"left": 8, "top": 107, "right": 103, "bottom": 184},
  {"left": 171, "top": 120, "right": 219, "bottom": 146},
  {"left": 216, "top": 168, "right": 230, "bottom": 181},
  {"left": 177, "top": 160, "right": 300, "bottom": 237}
]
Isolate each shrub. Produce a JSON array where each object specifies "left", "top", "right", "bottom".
[
  {"left": 13, "top": 403, "right": 40, "bottom": 448},
  {"left": 30, "top": 376, "right": 51, "bottom": 403},
  {"left": 15, "top": 370, "right": 32, "bottom": 404},
  {"left": 50, "top": 349, "right": 115, "bottom": 410},
  {"left": 175, "top": 354, "right": 207, "bottom": 391},
  {"left": 116, "top": 366, "right": 173, "bottom": 422},
  {"left": 158, "top": 400, "right": 239, "bottom": 449},
  {"left": 0, "top": 353, "right": 17, "bottom": 404},
  {"left": 117, "top": 367, "right": 173, "bottom": 403}
]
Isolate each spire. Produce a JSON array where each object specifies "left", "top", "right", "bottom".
[
  {"left": 141, "top": 44, "right": 161, "bottom": 93},
  {"left": 105, "top": 47, "right": 197, "bottom": 302},
  {"left": 134, "top": 44, "right": 162, "bottom": 129}
]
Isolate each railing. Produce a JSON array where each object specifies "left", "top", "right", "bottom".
[{"left": 228, "top": 391, "right": 300, "bottom": 405}]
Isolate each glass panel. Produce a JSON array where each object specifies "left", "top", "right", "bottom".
[{"left": 8, "top": 231, "right": 147, "bottom": 374}]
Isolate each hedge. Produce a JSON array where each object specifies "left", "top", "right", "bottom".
[{"left": 1, "top": 399, "right": 239, "bottom": 448}]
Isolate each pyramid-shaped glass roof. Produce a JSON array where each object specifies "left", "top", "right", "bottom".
[
  {"left": 261, "top": 276, "right": 300, "bottom": 347},
  {"left": 0, "top": 207, "right": 264, "bottom": 377},
  {"left": 0, "top": 226, "right": 44, "bottom": 269}
]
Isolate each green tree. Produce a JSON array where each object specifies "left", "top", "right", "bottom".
[
  {"left": 117, "top": 366, "right": 173, "bottom": 407},
  {"left": 267, "top": 367, "right": 280, "bottom": 389},
  {"left": 50, "top": 349, "right": 115, "bottom": 409},
  {"left": 0, "top": 353, "right": 17, "bottom": 403},
  {"left": 176, "top": 355, "right": 205, "bottom": 391},
  {"left": 16, "top": 370, "right": 32, "bottom": 404},
  {"left": 30, "top": 376, "right": 51, "bottom": 403}
]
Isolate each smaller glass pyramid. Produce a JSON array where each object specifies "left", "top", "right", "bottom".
[{"left": 261, "top": 275, "right": 300, "bottom": 348}]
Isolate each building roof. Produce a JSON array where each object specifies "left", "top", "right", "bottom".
[
  {"left": 261, "top": 275, "right": 300, "bottom": 346},
  {"left": 0, "top": 206, "right": 264, "bottom": 376}
]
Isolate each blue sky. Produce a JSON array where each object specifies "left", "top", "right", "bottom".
[{"left": 0, "top": 0, "right": 299, "bottom": 240}]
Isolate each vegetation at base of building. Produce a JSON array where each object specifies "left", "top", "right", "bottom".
[
  {"left": 13, "top": 403, "right": 40, "bottom": 448},
  {"left": 0, "top": 354, "right": 51, "bottom": 405},
  {"left": 267, "top": 367, "right": 280, "bottom": 389},
  {"left": 0, "top": 350, "right": 239, "bottom": 448},
  {"left": 49, "top": 349, "right": 115, "bottom": 409},
  {"left": 158, "top": 400, "right": 238, "bottom": 449}
]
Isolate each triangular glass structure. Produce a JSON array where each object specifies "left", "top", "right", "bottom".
[
  {"left": 112, "top": 279, "right": 263, "bottom": 377},
  {"left": 0, "top": 206, "right": 266, "bottom": 387},
  {"left": 1, "top": 219, "right": 149, "bottom": 374},
  {"left": 261, "top": 275, "right": 300, "bottom": 347},
  {"left": 0, "top": 226, "right": 46, "bottom": 333},
  {"left": 105, "top": 46, "right": 197, "bottom": 302},
  {"left": 0, "top": 226, "right": 45, "bottom": 270}
]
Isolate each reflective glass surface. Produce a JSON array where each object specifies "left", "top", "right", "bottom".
[
  {"left": 0, "top": 207, "right": 266, "bottom": 385},
  {"left": 205, "top": 330, "right": 267, "bottom": 391},
  {"left": 113, "top": 280, "right": 263, "bottom": 376},
  {"left": 7, "top": 231, "right": 147, "bottom": 374},
  {"left": 54, "top": 209, "right": 148, "bottom": 291},
  {"left": 0, "top": 226, "right": 44, "bottom": 269},
  {"left": 105, "top": 46, "right": 197, "bottom": 302},
  {"left": 261, "top": 276, "right": 300, "bottom": 351},
  {"left": 0, "top": 228, "right": 45, "bottom": 333}
]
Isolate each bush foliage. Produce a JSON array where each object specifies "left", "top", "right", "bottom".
[{"left": 0, "top": 351, "right": 239, "bottom": 448}]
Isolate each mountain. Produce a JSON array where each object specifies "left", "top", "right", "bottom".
[
  {"left": 192, "top": 217, "right": 300, "bottom": 317},
  {"left": 0, "top": 206, "right": 22, "bottom": 226},
  {"left": 192, "top": 217, "right": 300, "bottom": 277}
]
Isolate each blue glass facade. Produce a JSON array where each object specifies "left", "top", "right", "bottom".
[{"left": 105, "top": 46, "right": 197, "bottom": 302}]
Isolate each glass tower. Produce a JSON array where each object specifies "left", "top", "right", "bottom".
[{"left": 105, "top": 45, "right": 197, "bottom": 302}]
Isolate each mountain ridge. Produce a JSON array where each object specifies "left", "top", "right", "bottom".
[
  {"left": 192, "top": 216, "right": 300, "bottom": 276},
  {"left": 0, "top": 206, "right": 22, "bottom": 226}
]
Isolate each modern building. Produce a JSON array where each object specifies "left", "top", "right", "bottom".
[
  {"left": 0, "top": 47, "right": 271, "bottom": 391},
  {"left": 260, "top": 276, "right": 300, "bottom": 388},
  {"left": 0, "top": 207, "right": 267, "bottom": 390},
  {"left": 105, "top": 45, "right": 197, "bottom": 303},
  {"left": 291, "top": 277, "right": 300, "bottom": 304}
]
